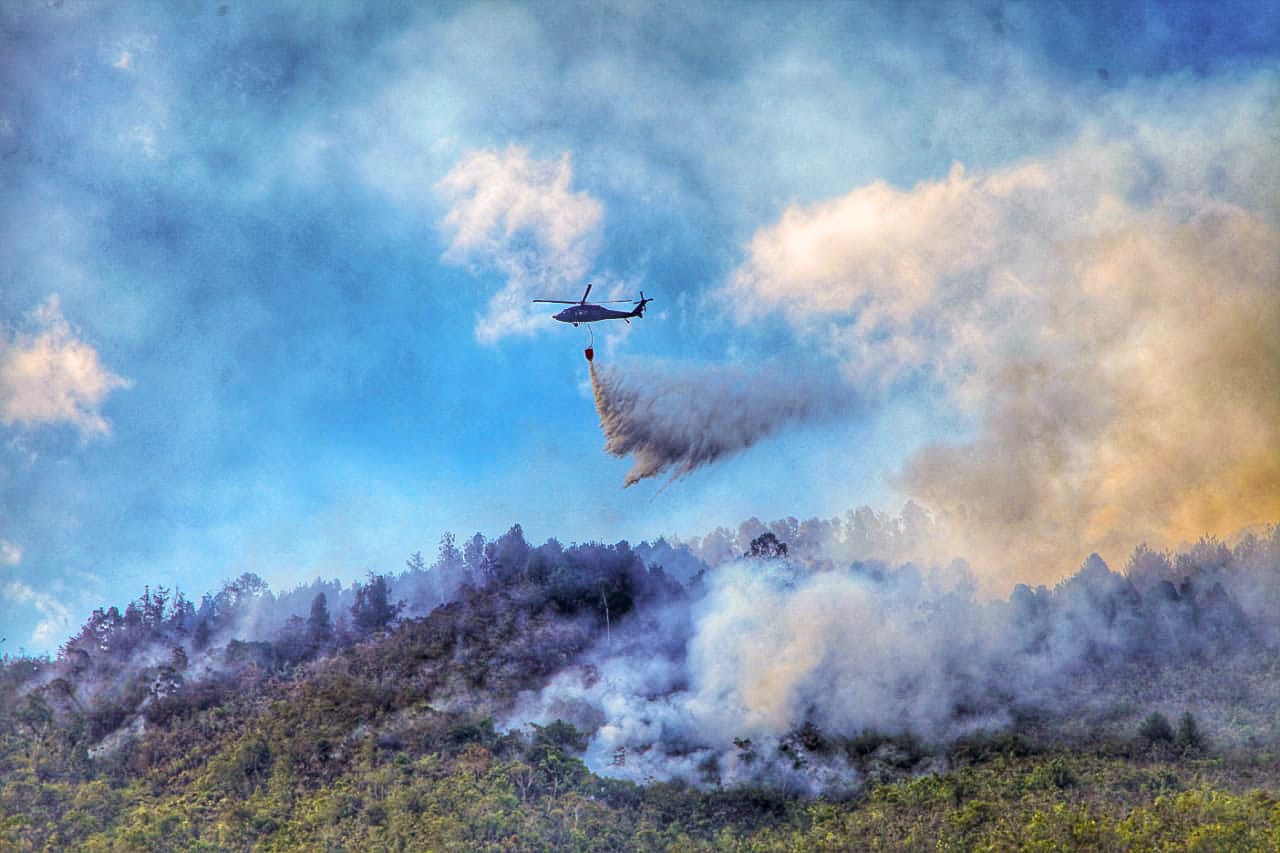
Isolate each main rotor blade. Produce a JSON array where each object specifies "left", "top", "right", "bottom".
[
  {"left": 531, "top": 296, "right": 646, "bottom": 304},
  {"left": 532, "top": 298, "right": 636, "bottom": 304}
]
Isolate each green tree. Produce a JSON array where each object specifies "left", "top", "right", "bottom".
[
  {"left": 351, "top": 574, "right": 403, "bottom": 636},
  {"left": 747, "top": 532, "right": 788, "bottom": 559},
  {"left": 307, "top": 593, "right": 333, "bottom": 648},
  {"left": 1138, "top": 712, "right": 1173, "bottom": 743},
  {"left": 436, "top": 533, "right": 466, "bottom": 593},
  {"left": 463, "top": 534, "right": 488, "bottom": 581},
  {"left": 1175, "top": 711, "right": 1204, "bottom": 754}
]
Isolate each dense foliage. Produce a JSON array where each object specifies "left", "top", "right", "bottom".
[{"left": 3, "top": 524, "right": 1280, "bottom": 849}]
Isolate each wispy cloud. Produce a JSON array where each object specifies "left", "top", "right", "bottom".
[
  {"left": 0, "top": 297, "right": 131, "bottom": 438},
  {"left": 0, "top": 540, "right": 20, "bottom": 566},
  {"left": 436, "top": 146, "right": 603, "bottom": 343},
  {"left": 3, "top": 579, "right": 74, "bottom": 648}
]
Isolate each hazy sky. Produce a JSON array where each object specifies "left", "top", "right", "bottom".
[{"left": 3, "top": 0, "right": 1277, "bottom": 653}]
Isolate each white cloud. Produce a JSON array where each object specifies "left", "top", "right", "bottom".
[
  {"left": 724, "top": 77, "right": 1280, "bottom": 586},
  {"left": 728, "top": 160, "right": 1059, "bottom": 393},
  {"left": 435, "top": 146, "right": 604, "bottom": 343},
  {"left": 0, "top": 540, "right": 20, "bottom": 566},
  {"left": 3, "top": 580, "right": 74, "bottom": 648},
  {"left": 0, "top": 296, "right": 132, "bottom": 437}
]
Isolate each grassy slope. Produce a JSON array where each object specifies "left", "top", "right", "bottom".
[
  {"left": 4, "top": 577, "right": 1280, "bottom": 850},
  {"left": 6, "top": 740, "right": 1280, "bottom": 850}
]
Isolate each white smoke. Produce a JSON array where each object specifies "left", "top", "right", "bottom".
[
  {"left": 511, "top": 524, "right": 1280, "bottom": 792},
  {"left": 511, "top": 555, "right": 998, "bottom": 790}
]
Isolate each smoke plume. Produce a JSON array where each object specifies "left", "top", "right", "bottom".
[
  {"left": 590, "top": 360, "right": 844, "bottom": 487},
  {"left": 724, "top": 76, "right": 1280, "bottom": 586},
  {"left": 513, "top": 525, "right": 1280, "bottom": 793}
]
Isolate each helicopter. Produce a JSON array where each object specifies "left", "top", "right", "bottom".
[
  {"left": 533, "top": 283, "right": 652, "bottom": 326},
  {"left": 533, "top": 284, "right": 652, "bottom": 361}
]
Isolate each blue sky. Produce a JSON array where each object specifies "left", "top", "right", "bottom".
[{"left": 3, "top": 0, "right": 1278, "bottom": 653}]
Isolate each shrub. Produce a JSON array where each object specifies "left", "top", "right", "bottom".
[
  {"left": 1138, "top": 712, "right": 1174, "bottom": 743},
  {"left": 1175, "top": 712, "right": 1205, "bottom": 754}
]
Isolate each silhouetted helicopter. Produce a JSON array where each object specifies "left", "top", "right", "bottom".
[{"left": 533, "top": 283, "right": 652, "bottom": 326}]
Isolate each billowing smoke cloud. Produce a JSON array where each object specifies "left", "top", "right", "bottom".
[
  {"left": 724, "top": 75, "right": 1280, "bottom": 587},
  {"left": 513, "top": 526, "right": 1280, "bottom": 792},
  {"left": 512, "top": 557, "right": 994, "bottom": 791},
  {"left": 590, "top": 360, "right": 846, "bottom": 487},
  {"left": 435, "top": 146, "right": 604, "bottom": 344}
]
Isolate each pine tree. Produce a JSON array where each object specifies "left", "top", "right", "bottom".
[
  {"left": 307, "top": 593, "right": 333, "bottom": 648},
  {"left": 1138, "top": 711, "right": 1173, "bottom": 743},
  {"left": 351, "top": 574, "right": 402, "bottom": 636},
  {"left": 1175, "top": 711, "right": 1204, "bottom": 754},
  {"left": 747, "top": 531, "right": 788, "bottom": 559}
]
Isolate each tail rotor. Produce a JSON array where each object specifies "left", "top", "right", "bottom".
[{"left": 632, "top": 291, "right": 652, "bottom": 317}]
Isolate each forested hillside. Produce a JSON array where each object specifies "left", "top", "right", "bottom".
[{"left": 3, "top": 522, "right": 1280, "bottom": 849}]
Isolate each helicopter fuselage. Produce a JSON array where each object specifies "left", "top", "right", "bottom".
[
  {"left": 552, "top": 304, "right": 638, "bottom": 324},
  {"left": 535, "top": 285, "right": 650, "bottom": 326}
]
